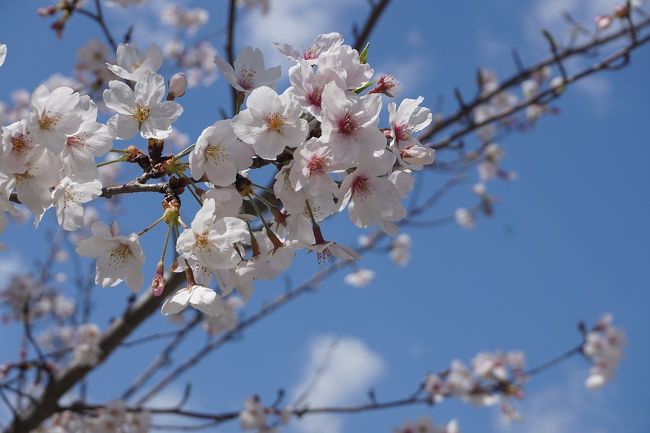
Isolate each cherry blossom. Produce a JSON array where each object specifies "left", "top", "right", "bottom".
[
  {"left": 27, "top": 85, "right": 84, "bottom": 154},
  {"left": 320, "top": 82, "right": 385, "bottom": 168},
  {"left": 232, "top": 86, "right": 308, "bottom": 160},
  {"left": 455, "top": 208, "right": 475, "bottom": 230},
  {"left": 390, "top": 233, "right": 412, "bottom": 266},
  {"left": 288, "top": 138, "right": 338, "bottom": 196},
  {"left": 104, "top": 72, "right": 183, "bottom": 140},
  {"left": 0, "top": 43, "right": 6, "bottom": 67},
  {"left": 0, "top": 120, "right": 39, "bottom": 174},
  {"left": 190, "top": 120, "right": 254, "bottom": 186},
  {"left": 76, "top": 221, "right": 145, "bottom": 291},
  {"left": 288, "top": 60, "right": 346, "bottom": 119},
  {"left": 176, "top": 198, "right": 249, "bottom": 270},
  {"left": 344, "top": 268, "right": 375, "bottom": 287},
  {"left": 318, "top": 43, "right": 373, "bottom": 90},
  {"left": 161, "top": 5, "right": 209, "bottom": 35},
  {"left": 161, "top": 284, "right": 225, "bottom": 317},
  {"left": 106, "top": 42, "right": 163, "bottom": 82},
  {"left": 583, "top": 313, "right": 626, "bottom": 389},
  {"left": 338, "top": 151, "right": 406, "bottom": 234},
  {"left": 11, "top": 149, "right": 63, "bottom": 225},
  {"left": 214, "top": 46, "right": 281, "bottom": 93},
  {"left": 51, "top": 176, "right": 102, "bottom": 231},
  {"left": 62, "top": 102, "right": 113, "bottom": 181},
  {"left": 274, "top": 32, "right": 343, "bottom": 65},
  {"left": 76, "top": 39, "right": 112, "bottom": 74},
  {"left": 388, "top": 96, "right": 435, "bottom": 170}
]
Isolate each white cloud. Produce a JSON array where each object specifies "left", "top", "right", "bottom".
[
  {"left": 241, "top": 0, "right": 364, "bottom": 67},
  {"left": 104, "top": 0, "right": 189, "bottom": 48},
  {"left": 495, "top": 368, "right": 618, "bottom": 433},
  {"left": 531, "top": 0, "right": 620, "bottom": 32},
  {"left": 290, "top": 335, "right": 385, "bottom": 433}
]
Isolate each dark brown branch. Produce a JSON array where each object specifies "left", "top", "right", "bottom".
[
  {"left": 226, "top": 0, "right": 238, "bottom": 115},
  {"left": 353, "top": 0, "right": 392, "bottom": 51}
]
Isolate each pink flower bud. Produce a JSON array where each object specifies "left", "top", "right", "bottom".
[
  {"left": 151, "top": 262, "right": 166, "bottom": 297},
  {"left": 595, "top": 15, "right": 613, "bottom": 30},
  {"left": 37, "top": 6, "right": 57, "bottom": 17},
  {"left": 168, "top": 72, "right": 187, "bottom": 100}
]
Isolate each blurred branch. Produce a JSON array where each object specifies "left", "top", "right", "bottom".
[
  {"left": 56, "top": 341, "right": 586, "bottom": 427},
  {"left": 353, "top": 0, "right": 392, "bottom": 51},
  {"left": 421, "top": 16, "right": 650, "bottom": 141},
  {"left": 3, "top": 272, "right": 186, "bottom": 433}
]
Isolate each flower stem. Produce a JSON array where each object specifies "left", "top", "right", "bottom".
[
  {"left": 137, "top": 215, "right": 165, "bottom": 236},
  {"left": 97, "top": 158, "right": 125, "bottom": 168}
]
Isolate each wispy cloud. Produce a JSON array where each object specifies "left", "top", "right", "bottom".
[
  {"left": 290, "top": 335, "right": 385, "bottom": 433},
  {"left": 240, "top": 0, "right": 364, "bottom": 67}
]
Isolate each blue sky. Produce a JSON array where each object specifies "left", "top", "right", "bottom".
[{"left": 0, "top": 1, "right": 649, "bottom": 432}]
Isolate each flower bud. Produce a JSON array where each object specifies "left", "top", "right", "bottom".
[
  {"left": 613, "top": 4, "right": 630, "bottom": 18},
  {"left": 37, "top": 6, "right": 57, "bottom": 17},
  {"left": 151, "top": 261, "right": 166, "bottom": 297},
  {"left": 595, "top": 15, "right": 613, "bottom": 30},
  {"left": 167, "top": 73, "right": 187, "bottom": 100}
]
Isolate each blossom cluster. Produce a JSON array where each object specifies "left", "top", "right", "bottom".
[
  {"left": 423, "top": 350, "right": 526, "bottom": 422},
  {"left": 35, "top": 400, "right": 149, "bottom": 433},
  {"left": 583, "top": 313, "right": 626, "bottom": 389},
  {"left": 0, "top": 30, "right": 438, "bottom": 322},
  {"left": 161, "top": 33, "right": 436, "bottom": 317}
]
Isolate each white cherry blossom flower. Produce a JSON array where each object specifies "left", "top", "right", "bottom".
[
  {"left": 388, "top": 169, "right": 414, "bottom": 199},
  {"left": 344, "top": 268, "right": 375, "bottom": 287},
  {"left": 0, "top": 120, "right": 39, "bottom": 174},
  {"left": 338, "top": 151, "right": 406, "bottom": 234},
  {"left": 274, "top": 32, "right": 343, "bottom": 65},
  {"left": 161, "top": 5, "right": 208, "bottom": 35},
  {"left": 52, "top": 177, "right": 102, "bottom": 231},
  {"left": 106, "top": 43, "right": 163, "bottom": 82},
  {"left": 390, "top": 233, "right": 411, "bottom": 266},
  {"left": 76, "top": 39, "right": 111, "bottom": 73},
  {"left": 320, "top": 82, "right": 385, "bottom": 168},
  {"left": 176, "top": 198, "right": 249, "bottom": 270},
  {"left": 288, "top": 60, "right": 346, "bottom": 119},
  {"left": 203, "top": 186, "right": 243, "bottom": 219},
  {"left": 104, "top": 72, "right": 183, "bottom": 140},
  {"left": 455, "top": 208, "right": 475, "bottom": 230},
  {"left": 161, "top": 284, "right": 225, "bottom": 317},
  {"left": 239, "top": 396, "right": 267, "bottom": 430},
  {"left": 583, "top": 313, "right": 626, "bottom": 389},
  {"left": 388, "top": 96, "right": 435, "bottom": 170},
  {"left": 26, "top": 85, "right": 84, "bottom": 154},
  {"left": 0, "top": 43, "right": 6, "bottom": 67},
  {"left": 190, "top": 120, "right": 254, "bottom": 186},
  {"left": 214, "top": 46, "right": 281, "bottom": 93},
  {"left": 318, "top": 43, "right": 373, "bottom": 90},
  {"left": 289, "top": 138, "right": 338, "bottom": 196},
  {"left": 12, "top": 149, "right": 63, "bottom": 225},
  {"left": 232, "top": 86, "right": 308, "bottom": 160},
  {"left": 76, "top": 221, "right": 145, "bottom": 291},
  {"left": 63, "top": 120, "right": 113, "bottom": 181}
]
